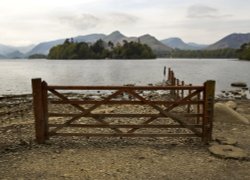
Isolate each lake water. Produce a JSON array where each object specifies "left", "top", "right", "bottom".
[{"left": 0, "top": 58, "right": 250, "bottom": 95}]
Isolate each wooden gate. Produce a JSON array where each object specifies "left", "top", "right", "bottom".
[{"left": 32, "top": 69, "right": 215, "bottom": 144}]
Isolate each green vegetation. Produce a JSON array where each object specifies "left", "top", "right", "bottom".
[
  {"left": 48, "top": 39, "right": 156, "bottom": 59},
  {"left": 170, "top": 49, "right": 237, "bottom": 58},
  {"left": 238, "top": 43, "right": 250, "bottom": 60},
  {"left": 28, "top": 54, "right": 47, "bottom": 59}
]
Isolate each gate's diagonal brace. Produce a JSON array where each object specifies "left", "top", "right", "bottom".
[
  {"left": 49, "top": 89, "right": 123, "bottom": 134},
  {"left": 125, "top": 89, "right": 202, "bottom": 135}
]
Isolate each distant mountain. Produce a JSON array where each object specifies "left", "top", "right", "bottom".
[
  {"left": 15, "top": 44, "right": 36, "bottom": 54},
  {"left": 26, "top": 39, "right": 65, "bottom": 56},
  {"left": 206, "top": 33, "right": 250, "bottom": 50},
  {"left": 0, "top": 43, "right": 35, "bottom": 58},
  {"left": 6, "top": 51, "right": 24, "bottom": 59},
  {"left": 2, "top": 31, "right": 250, "bottom": 58},
  {"left": 187, "top": 42, "right": 208, "bottom": 49},
  {"left": 161, "top": 37, "right": 207, "bottom": 50},
  {"left": 0, "top": 44, "right": 16, "bottom": 55},
  {"left": 139, "top": 34, "right": 172, "bottom": 55},
  {"left": 103, "top": 31, "right": 126, "bottom": 44},
  {"left": 74, "top": 33, "right": 106, "bottom": 43},
  {"left": 26, "top": 31, "right": 172, "bottom": 56},
  {"left": 0, "top": 54, "right": 6, "bottom": 59},
  {"left": 27, "top": 33, "right": 107, "bottom": 56}
]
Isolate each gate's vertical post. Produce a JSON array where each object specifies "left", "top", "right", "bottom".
[
  {"left": 42, "top": 81, "right": 49, "bottom": 140},
  {"left": 203, "top": 80, "right": 215, "bottom": 143},
  {"left": 32, "top": 78, "right": 46, "bottom": 144},
  {"left": 197, "top": 93, "right": 201, "bottom": 124}
]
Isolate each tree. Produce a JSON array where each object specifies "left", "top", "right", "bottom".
[{"left": 238, "top": 42, "right": 250, "bottom": 60}]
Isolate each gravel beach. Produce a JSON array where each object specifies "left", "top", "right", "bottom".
[{"left": 0, "top": 94, "right": 250, "bottom": 180}]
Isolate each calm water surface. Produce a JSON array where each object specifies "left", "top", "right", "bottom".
[{"left": 0, "top": 58, "right": 249, "bottom": 95}]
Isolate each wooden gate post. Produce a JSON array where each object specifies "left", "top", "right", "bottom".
[
  {"left": 203, "top": 80, "right": 215, "bottom": 143},
  {"left": 32, "top": 78, "right": 48, "bottom": 143},
  {"left": 42, "top": 81, "right": 49, "bottom": 140}
]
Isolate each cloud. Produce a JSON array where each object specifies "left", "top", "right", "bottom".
[
  {"left": 58, "top": 13, "right": 101, "bottom": 30},
  {"left": 187, "top": 5, "right": 232, "bottom": 19},
  {"left": 108, "top": 12, "right": 138, "bottom": 24},
  {"left": 57, "top": 12, "right": 138, "bottom": 30}
]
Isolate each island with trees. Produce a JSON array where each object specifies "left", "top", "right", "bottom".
[{"left": 47, "top": 39, "right": 156, "bottom": 59}]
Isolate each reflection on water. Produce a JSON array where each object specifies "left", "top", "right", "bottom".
[{"left": 0, "top": 58, "right": 249, "bottom": 95}]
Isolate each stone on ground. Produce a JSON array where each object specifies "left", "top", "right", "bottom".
[
  {"left": 214, "top": 103, "right": 249, "bottom": 124},
  {"left": 224, "top": 101, "right": 237, "bottom": 110},
  {"left": 231, "top": 82, "right": 247, "bottom": 87},
  {"left": 209, "top": 145, "right": 248, "bottom": 159},
  {"left": 215, "top": 137, "right": 237, "bottom": 145}
]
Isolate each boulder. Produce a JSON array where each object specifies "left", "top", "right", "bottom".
[
  {"left": 231, "top": 82, "right": 247, "bottom": 88},
  {"left": 209, "top": 145, "right": 248, "bottom": 159},
  {"left": 214, "top": 103, "right": 249, "bottom": 124},
  {"left": 224, "top": 101, "right": 237, "bottom": 110}
]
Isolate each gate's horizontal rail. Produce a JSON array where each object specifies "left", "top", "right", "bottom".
[
  {"left": 48, "top": 124, "right": 202, "bottom": 128},
  {"left": 48, "top": 113, "right": 203, "bottom": 118},
  {"left": 47, "top": 85, "right": 204, "bottom": 91},
  {"left": 49, "top": 133, "right": 200, "bottom": 137},
  {"left": 50, "top": 100, "right": 204, "bottom": 105}
]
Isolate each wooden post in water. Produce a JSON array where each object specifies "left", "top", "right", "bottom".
[
  {"left": 176, "top": 79, "right": 180, "bottom": 97},
  {"left": 168, "top": 68, "right": 171, "bottom": 82},
  {"left": 187, "top": 84, "right": 192, "bottom": 113},
  {"left": 32, "top": 78, "right": 48, "bottom": 143},
  {"left": 203, "top": 80, "right": 215, "bottom": 143}
]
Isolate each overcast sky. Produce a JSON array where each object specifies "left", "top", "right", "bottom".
[{"left": 0, "top": 0, "right": 250, "bottom": 46}]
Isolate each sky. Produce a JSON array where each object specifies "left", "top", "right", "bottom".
[{"left": 0, "top": 0, "right": 250, "bottom": 46}]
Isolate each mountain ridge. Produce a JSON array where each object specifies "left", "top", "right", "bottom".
[
  {"left": 1, "top": 31, "right": 250, "bottom": 58},
  {"left": 206, "top": 33, "right": 250, "bottom": 50},
  {"left": 26, "top": 31, "right": 172, "bottom": 57},
  {"left": 161, "top": 37, "right": 208, "bottom": 50}
]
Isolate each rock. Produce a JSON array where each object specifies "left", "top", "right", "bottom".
[
  {"left": 231, "top": 82, "right": 247, "bottom": 88},
  {"left": 209, "top": 145, "right": 248, "bottom": 159},
  {"left": 214, "top": 103, "right": 250, "bottom": 124},
  {"left": 224, "top": 101, "right": 237, "bottom": 110},
  {"left": 215, "top": 137, "right": 237, "bottom": 145}
]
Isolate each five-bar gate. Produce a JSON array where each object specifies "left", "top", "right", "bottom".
[{"left": 32, "top": 70, "right": 215, "bottom": 144}]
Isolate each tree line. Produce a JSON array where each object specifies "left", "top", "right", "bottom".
[
  {"left": 47, "top": 39, "right": 156, "bottom": 59},
  {"left": 170, "top": 48, "right": 237, "bottom": 58}
]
